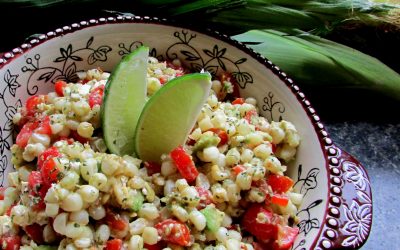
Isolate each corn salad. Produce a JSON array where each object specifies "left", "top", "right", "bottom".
[{"left": 0, "top": 57, "right": 301, "bottom": 250}]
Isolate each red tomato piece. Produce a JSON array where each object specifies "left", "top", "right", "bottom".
[
  {"left": 244, "top": 110, "right": 258, "bottom": 124},
  {"left": 35, "top": 116, "right": 52, "bottom": 136},
  {"left": 0, "top": 187, "right": 5, "bottom": 200},
  {"left": 105, "top": 239, "right": 122, "bottom": 250},
  {"left": 105, "top": 211, "right": 129, "bottom": 232},
  {"left": 207, "top": 128, "right": 228, "bottom": 146},
  {"left": 144, "top": 243, "right": 164, "bottom": 250},
  {"left": 16, "top": 121, "right": 38, "bottom": 148},
  {"left": 159, "top": 76, "right": 168, "bottom": 84},
  {"left": 267, "top": 174, "right": 294, "bottom": 194},
  {"left": 170, "top": 146, "right": 199, "bottom": 182},
  {"left": 155, "top": 219, "right": 190, "bottom": 246},
  {"left": 41, "top": 158, "right": 61, "bottom": 186},
  {"left": 25, "top": 224, "right": 44, "bottom": 244},
  {"left": 25, "top": 95, "right": 46, "bottom": 114},
  {"left": 273, "top": 226, "right": 299, "bottom": 250},
  {"left": 54, "top": 80, "right": 67, "bottom": 96},
  {"left": 232, "top": 98, "right": 245, "bottom": 105},
  {"left": 242, "top": 204, "right": 280, "bottom": 244},
  {"left": 37, "top": 146, "right": 60, "bottom": 170},
  {"left": 88, "top": 85, "right": 105, "bottom": 108},
  {"left": 195, "top": 186, "right": 213, "bottom": 209},
  {"left": 144, "top": 161, "right": 162, "bottom": 176},
  {"left": 28, "top": 171, "right": 44, "bottom": 192},
  {"left": 232, "top": 165, "right": 246, "bottom": 176},
  {"left": 70, "top": 130, "right": 89, "bottom": 144},
  {"left": 0, "top": 236, "right": 21, "bottom": 250},
  {"left": 5, "top": 204, "right": 15, "bottom": 216},
  {"left": 271, "top": 193, "right": 289, "bottom": 207},
  {"left": 28, "top": 171, "right": 49, "bottom": 211},
  {"left": 272, "top": 143, "right": 277, "bottom": 154}
]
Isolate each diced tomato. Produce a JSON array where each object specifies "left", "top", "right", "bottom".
[
  {"left": 28, "top": 171, "right": 44, "bottom": 192},
  {"left": 54, "top": 80, "right": 67, "bottom": 96},
  {"left": 170, "top": 146, "right": 199, "bottom": 182},
  {"left": 25, "top": 224, "right": 44, "bottom": 244},
  {"left": 105, "top": 211, "right": 129, "bottom": 232},
  {"left": 70, "top": 130, "right": 89, "bottom": 144},
  {"left": 155, "top": 219, "right": 190, "bottom": 246},
  {"left": 273, "top": 226, "right": 299, "bottom": 250},
  {"left": 35, "top": 116, "right": 52, "bottom": 136},
  {"left": 41, "top": 158, "right": 61, "bottom": 186},
  {"left": 252, "top": 242, "right": 267, "bottom": 250},
  {"left": 242, "top": 204, "right": 280, "bottom": 244},
  {"left": 271, "top": 193, "right": 289, "bottom": 207},
  {"left": 16, "top": 121, "right": 38, "bottom": 148},
  {"left": 272, "top": 143, "right": 277, "bottom": 154},
  {"left": 5, "top": 204, "right": 15, "bottom": 216},
  {"left": 25, "top": 95, "right": 46, "bottom": 115},
  {"left": 144, "top": 161, "right": 162, "bottom": 176},
  {"left": 244, "top": 110, "right": 258, "bottom": 124},
  {"left": 267, "top": 174, "right": 294, "bottom": 194},
  {"left": 105, "top": 239, "right": 122, "bottom": 250},
  {"left": 0, "top": 187, "right": 5, "bottom": 200},
  {"left": 37, "top": 147, "right": 60, "bottom": 170},
  {"left": 159, "top": 76, "right": 168, "bottom": 84},
  {"left": 195, "top": 186, "right": 213, "bottom": 209},
  {"left": 144, "top": 243, "right": 164, "bottom": 250},
  {"left": 88, "top": 85, "right": 105, "bottom": 108},
  {"left": 232, "top": 165, "right": 246, "bottom": 176},
  {"left": 28, "top": 171, "right": 49, "bottom": 211},
  {"left": 207, "top": 128, "right": 228, "bottom": 146},
  {"left": 0, "top": 235, "right": 21, "bottom": 250},
  {"left": 232, "top": 98, "right": 245, "bottom": 105}
]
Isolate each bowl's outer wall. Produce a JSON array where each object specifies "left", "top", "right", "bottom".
[{"left": 0, "top": 19, "right": 372, "bottom": 250}]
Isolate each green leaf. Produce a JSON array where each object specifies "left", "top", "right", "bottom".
[{"left": 233, "top": 29, "right": 400, "bottom": 99}]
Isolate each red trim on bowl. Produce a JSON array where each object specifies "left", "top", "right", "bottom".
[{"left": 0, "top": 15, "right": 372, "bottom": 249}]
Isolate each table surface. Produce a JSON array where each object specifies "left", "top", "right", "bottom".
[{"left": 1, "top": 52, "right": 399, "bottom": 249}]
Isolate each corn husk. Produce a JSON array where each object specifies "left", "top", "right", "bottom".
[{"left": 233, "top": 29, "right": 400, "bottom": 99}]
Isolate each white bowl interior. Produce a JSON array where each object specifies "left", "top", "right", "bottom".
[{"left": 0, "top": 22, "right": 328, "bottom": 249}]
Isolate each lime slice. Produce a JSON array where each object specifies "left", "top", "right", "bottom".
[
  {"left": 134, "top": 73, "right": 212, "bottom": 162},
  {"left": 101, "top": 46, "right": 149, "bottom": 156}
]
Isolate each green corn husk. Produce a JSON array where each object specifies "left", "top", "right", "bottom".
[{"left": 233, "top": 29, "right": 400, "bottom": 99}]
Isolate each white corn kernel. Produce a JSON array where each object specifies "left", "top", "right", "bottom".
[
  {"left": 203, "top": 146, "right": 220, "bottom": 163},
  {"left": 138, "top": 203, "right": 159, "bottom": 220},
  {"left": 89, "top": 205, "right": 106, "bottom": 220},
  {"left": 172, "top": 205, "right": 189, "bottom": 222},
  {"left": 45, "top": 203, "right": 59, "bottom": 217},
  {"left": 236, "top": 172, "right": 252, "bottom": 190},
  {"left": 61, "top": 193, "right": 83, "bottom": 212},
  {"left": 89, "top": 173, "right": 108, "bottom": 190},
  {"left": 142, "top": 227, "right": 159, "bottom": 245},
  {"left": 78, "top": 185, "right": 99, "bottom": 203},
  {"left": 53, "top": 213, "right": 68, "bottom": 235},
  {"left": 60, "top": 171, "right": 80, "bottom": 190},
  {"left": 74, "top": 238, "right": 92, "bottom": 248},
  {"left": 215, "top": 227, "right": 228, "bottom": 243},
  {"left": 30, "top": 133, "right": 51, "bottom": 147},
  {"left": 129, "top": 218, "right": 148, "bottom": 235},
  {"left": 77, "top": 122, "right": 94, "bottom": 138},
  {"left": 11, "top": 205, "right": 29, "bottom": 226},
  {"left": 161, "top": 160, "right": 177, "bottom": 177},
  {"left": 189, "top": 210, "right": 206, "bottom": 231},
  {"left": 128, "top": 235, "right": 144, "bottom": 250},
  {"left": 253, "top": 143, "right": 272, "bottom": 160},
  {"left": 70, "top": 210, "right": 90, "bottom": 225},
  {"left": 43, "top": 224, "right": 57, "bottom": 243},
  {"left": 95, "top": 224, "right": 110, "bottom": 243}
]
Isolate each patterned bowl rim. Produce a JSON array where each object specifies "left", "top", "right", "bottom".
[{"left": 0, "top": 15, "right": 372, "bottom": 250}]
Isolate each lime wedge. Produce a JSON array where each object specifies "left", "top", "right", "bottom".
[
  {"left": 134, "top": 73, "right": 212, "bottom": 162},
  {"left": 101, "top": 46, "right": 149, "bottom": 156}
]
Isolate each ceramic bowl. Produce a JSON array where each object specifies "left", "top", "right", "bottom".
[{"left": 0, "top": 16, "right": 372, "bottom": 249}]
